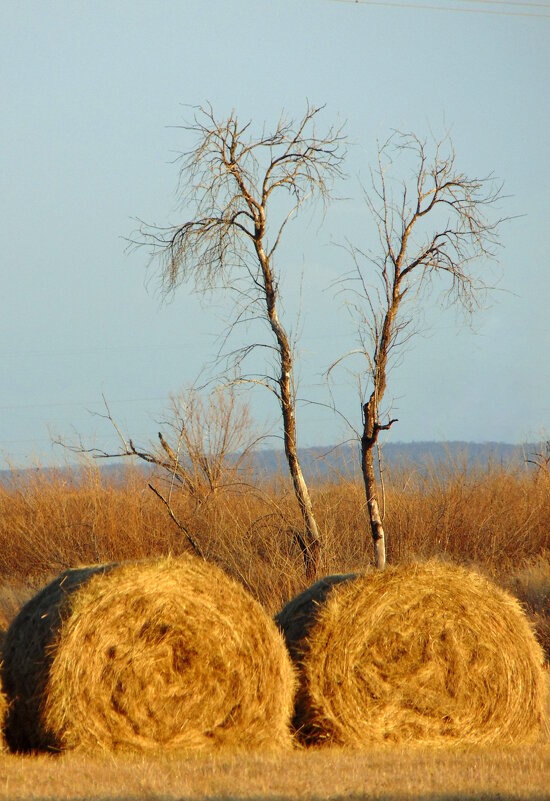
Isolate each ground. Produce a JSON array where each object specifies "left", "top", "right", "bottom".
[{"left": 1, "top": 746, "right": 549, "bottom": 801}]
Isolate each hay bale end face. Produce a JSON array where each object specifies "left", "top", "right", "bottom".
[
  {"left": 276, "top": 561, "right": 548, "bottom": 747},
  {"left": 2, "top": 556, "right": 295, "bottom": 753}
]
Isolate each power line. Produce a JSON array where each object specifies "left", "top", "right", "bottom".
[
  {"left": 0, "top": 433, "right": 157, "bottom": 447},
  {"left": 0, "top": 396, "right": 170, "bottom": 412},
  {"left": 458, "top": 0, "right": 550, "bottom": 7},
  {"left": 327, "top": 0, "right": 550, "bottom": 17},
  {"left": 456, "top": 0, "right": 550, "bottom": 7}
]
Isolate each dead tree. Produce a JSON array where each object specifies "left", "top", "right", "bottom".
[
  {"left": 56, "top": 387, "right": 261, "bottom": 560},
  {"left": 133, "top": 103, "right": 346, "bottom": 578},
  {"left": 331, "top": 132, "right": 504, "bottom": 569}
]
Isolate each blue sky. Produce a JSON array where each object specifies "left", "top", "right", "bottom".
[{"left": 1, "top": 0, "right": 549, "bottom": 466}]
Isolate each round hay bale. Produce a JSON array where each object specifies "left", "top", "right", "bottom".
[
  {"left": 1, "top": 625, "right": 7, "bottom": 750},
  {"left": 0, "top": 611, "right": 10, "bottom": 634},
  {"left": 0, "top": 667, "right": 7, "bottom": 752},
  {"left": 275, "top": 561, "right": 548, "bottom": 746},
  {"left": 2, "top": 556, "right": 295, "bottom": 753},
  {"left": 1, "top": 565, "right": 111, "bottom": 752}
]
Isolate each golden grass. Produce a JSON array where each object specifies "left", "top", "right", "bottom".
[
  {"left": 0, "top": 458, "right": 549, "bottom": 794},
  {"left": 0, "top": 746, "right": 549, "bottom": 800},
  {"left": 1, "top": 458, "right": 549, "bottom": 618},
  {"left": 276, "top": 561, "right": 547, "bottom": 747},
  {"left": 506, "top": 553, "right": 550, "bottom": 662},
  {"left": 0, "top": 580, "right": 33, "bottom": 635},
  {"left": 2, "top": 556, "right": 294, "bottom": 754}
]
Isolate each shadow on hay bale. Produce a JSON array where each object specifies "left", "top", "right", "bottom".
[
  {"left": 275, "top": 561, "right": 548, "bottom": 747},
  {"left": 1, "top": 555, "right": 295, "bottom": 753},
  {"left": 0, "top": 664, "right": 6, "bottom": 753},
  {"left": 1, "top": 627, "right": 7, "bottom": 751}
]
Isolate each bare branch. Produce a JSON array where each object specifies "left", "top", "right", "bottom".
[
  {"left": 131, "top": 103, "right": 346, "bottom": 301},
  {"left": 331, "top": 130, "right": 506, "bottom": 570},
  {"left": 147, "top": 483, "right": 204, "bottom": 558},
  {"left": 129, "top": 102, "right": 347, "bottom": 579}
]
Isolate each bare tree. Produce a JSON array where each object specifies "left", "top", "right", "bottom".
[
  {"left": 57, "top": 387, "right": 260, "bottom": 559},
  {"left": 331, "top": 132, "right": 504, "bottom": 569},
  {"left": 133, "top": 103, "right": 346, "bottom": 578}
]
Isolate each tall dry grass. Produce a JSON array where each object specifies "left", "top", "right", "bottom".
[{"left": 0, "top": 456, "right": 549, "bottom": 622}]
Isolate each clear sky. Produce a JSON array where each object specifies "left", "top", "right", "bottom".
[{"left": 1, "top": 0, "right": 549, "bottom": 466}]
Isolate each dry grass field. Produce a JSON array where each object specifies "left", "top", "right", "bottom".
[
  {"left": 1, "top": 457, "right": 549, "bottom": 799},
  {"left": 1, "top": 458, "right": 549, "bottom": 612},
  {"left": 0, "top": 746, "right": 549, "bottom": 800}
]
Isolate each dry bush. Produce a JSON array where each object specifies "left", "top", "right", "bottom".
[
  {"left": 276, "top": 561, "right": 547, "bottom": 747},
  {"left": 0, "top": 457, "right": 549, "bottom": 615},
  {"left": 0, "top": 464, "right": 199, "bottom": 577},
  {"left": 0, "top": 463, "right": 310, "bottom": 613},
  {"left": 505, "top": 553, "right": 550, "bottom": 662},
  {"left": 0, "top": 580, "right": 35, "bottom": 633},
  {"left": 381, "top": 459, "right": 550, "bottom": 573},
  {"left": 2, "top": 555, "right": 295, "bottom": 754}
]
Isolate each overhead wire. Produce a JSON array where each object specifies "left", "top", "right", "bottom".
[{"left": 326, "top": 0, "right": 550, "bottom": 17}]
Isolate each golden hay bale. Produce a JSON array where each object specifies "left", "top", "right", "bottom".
[
  {"left": 1, "top": 628, "right": 6, "bottom": 751},
  {"left": 275, "top": 561, "right": 548, "bottom": 746},
  {"left": 0, "top": 627, "right": 5, "bottom": 749},
  {"left": 0, "top": 667, "right": 7, "bottom": 752},
  {"left": 0, "top": 612, "right": 9, "bottom": 634},
  {"left": 2, "top": 556, "right": 295, "bottom": 753}
]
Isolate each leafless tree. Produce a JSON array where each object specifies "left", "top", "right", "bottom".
[
  {"left": 56, "top": 387, "right": 261, "bottom": 559},
  {"left": 132, "top": 103, "right": 346, "bottom": 578},
  {"left": 330, "top": 132, "right": 504, "bottom": 569}
]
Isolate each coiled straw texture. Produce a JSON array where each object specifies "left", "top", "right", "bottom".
[
  {"left": 276, "top": 561, "right": 547, "bottom": 746},
  {"left": 2, "top": 555, "right": 295, "bottom": 753}
]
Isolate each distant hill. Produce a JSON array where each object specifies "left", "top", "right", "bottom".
[
  {"left": 254, "top": 441, "right": 538, "bottom": 481},
  {"left": 1, "top": 441, "right": 541, "bottom": 486}
]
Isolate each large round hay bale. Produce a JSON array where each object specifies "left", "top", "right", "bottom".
[
  {"left": 0, "top": 669, "right": 7, "bottom": 752},
  {"left": 1, "top": 625, "right": 6, "bottom": 750},
  {"left": 275, "top": 561, "right": 547, "bottom": 746},
  {"left": 1, "top": 565, "right": 111, "bottom": 753},
  {"left": 2, "top": 556, "right": 295, "bottom": 753}
]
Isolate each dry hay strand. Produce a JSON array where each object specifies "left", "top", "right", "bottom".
[
  {"left": 0, "top": 611, "right": 9, "bottom": 634},
  {"left": 275, "top": 560, "right": 548, "bottom": 747},
  {"left": 2, "top": 555, "right": 295, "bottom": 753}
]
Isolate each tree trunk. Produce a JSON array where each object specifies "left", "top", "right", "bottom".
[
  {"left": 279, "top": 353, "right": 321, "bottom": 579},
  {"left": 361, "top": 445, "right": 386, "bottom": 570},
  {"left": 256, "top": 240, "right": 321, "bottom": 579},
  {"left": 285, "top": 421, "right": 322, "bottom": 580},
  {"left": 361, "top": 397, "right": 386, "bottom": 569}
]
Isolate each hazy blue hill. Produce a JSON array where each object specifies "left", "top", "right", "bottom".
[
  {"left": 0, "top": 441, "right": 539, "bottom": 486},
  {"left": 256, "top": 441, "right": 535, "bottom": 482}
]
